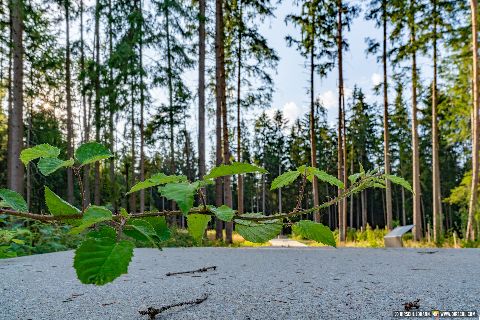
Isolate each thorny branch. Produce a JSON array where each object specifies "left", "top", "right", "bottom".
[{"left": 0, "top": 173, "right": 382, "bottom": 225}]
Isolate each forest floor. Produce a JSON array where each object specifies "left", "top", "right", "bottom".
[{"left": 1, "top": 247, "right": 479, "bottom": 319}]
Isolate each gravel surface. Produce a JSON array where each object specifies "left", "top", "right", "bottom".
[{"left": 1, "top": 247, "right": 479, "bottom": 319}]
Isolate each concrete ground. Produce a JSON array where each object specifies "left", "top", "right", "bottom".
[{"left": 1, "top": 247, "right": 479, "bottom": 320}]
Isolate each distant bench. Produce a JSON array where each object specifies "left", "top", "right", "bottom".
[{"left": 384, "top": 225, "right": 414, "bottom": 248}]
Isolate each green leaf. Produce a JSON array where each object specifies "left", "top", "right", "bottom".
[
  {"left": 20, "top": 144, "right": 60, "bottom": 166},
  {"left": 73, "top": 237, "right": 134, "bottom": 285},
  {"left": 159, "top": 182, "right": 198, "bottom": 215},
  {"left": 292, "top": 220, "right": 336, "bottom": 247},
  {"left": 119, "top": 208, "right": 129, "bottom": 218},
  {"left": 0, "top": 189, "right": 28, "bottom": 212},
  {"left": 385, "top": 174, "right": 413, "bottom": 193},
  {"left": 348, "top": 172, "right": 362, "bottom": 183},
  {"left": 308, "top": 168, "right": 345, "bottom": 189},
  {"left": 75, "top": 142, "right": 113, "bottom": 166},
  {"left": 38, "top": 158, "right": 74, "bottom": 176},
  {"left": 124, "top": 219, "right": 159, "bottom": 247},
  {"left": 127, "top": 173, "right": 187, "bottom": 194},
  {"left": 87, "top": 226, "right": 117, "bottom": 239},
  {"left": 142, "top": 216, "right": 170, "bottom": 241},
  {"left": 187, "top": 214, "right": 211, "bottom": 242},
  {"left": 235, "top": 220, "right": 282, "bottom": 243},
  {"left": 209, "top": 205, "right": 235, "bottom": 222},
  {"left": 11, "top": 239, "right": 25, "bottom": 245},
  {"left": 270, "top": 171, "right": 301, "bottom": 190},
  {"left": 204, "top": 162, "right": 267, "bottom": 180},
  {"left": 44, "top": 186, "right": 81, "bottom": 225},
  {"left": 69, "top": 206, "right": 113, "bottom": 235}
]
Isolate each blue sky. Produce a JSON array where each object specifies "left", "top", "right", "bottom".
[{"left": 259, "top": 1, "right": 383, "bottom": 126}]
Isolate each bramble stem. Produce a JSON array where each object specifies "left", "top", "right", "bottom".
[{"left": 0, "top": 174, "right": 381, "bottom": 225}]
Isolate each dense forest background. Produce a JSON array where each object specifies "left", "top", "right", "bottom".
[{"left": 0, "top": 0, "right": 479, "bottom": 244}]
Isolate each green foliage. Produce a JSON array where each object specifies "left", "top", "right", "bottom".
[
  {"left": 74, "top": 236, "right": 134, "bottom": 285},
  {"left": 204, "top": 162, "right": 267, "bottom": 180},
  {"left": 0, "top": 189, "right": 28, "bottom": 212},
  {"left": 20, "top": 144, "right": 60, "bottom": 166},
  {"left": 385, "top": 174, "right": 413, "bottom": 193},
  {"left": 37, "top": 158, "right": 74, "bottom": 176},
  {"left": 270, "top": 171, "right": 301, "bottom": 190},
  {"left": 209, "top": 205, "right": 235, "bottom": 222},
  {"left": 127, "top": 173, "right": 187, "bottom": 194},
  {"left": 307, "top": 167, "right": 345, "bottom": 189},
  {"left": 292, "top": 220, "right": 336, "bottom": 247},
  {"left": 44, "top": 187, "right": 80, "bottom": 226},
  {"left": 142, "top": 217, "right": 171, "bottom": 241},
  {"left": 69, "top": 206, "right": 113, "bottom": 234},
  {"left": 235, "top": 215, "right": 282, "bottom": 243},
  {"left": 124, "top": 219, "right": 161, "bottom": 248},
  {"left": 187, "top": 214, "right": 211, "bottom": 243},
  {"left": 44, "top": 186, "right": 80, "bottom": 216},
  {"left": 74, "top": 142, "right": 113, "bottom": 166},
  {"left": 159, "top": 182, "right": 199, "bottom": 215}
]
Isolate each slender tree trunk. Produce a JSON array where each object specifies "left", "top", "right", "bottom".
[
  {"left": 467, "top": 0, "right": 479, "bottom": 241},
  {"left": 165, "top": 7, "right": 175, "bottom": 177},
  {"left": 216, "top": 0, "right": 233, "bottom": 243},
  {"left": 108, "top": 0, "right": 116, "bottom": 212},
  {"left": 7, "top": 0, "right": 24, "bottom": 195},
  {"left": 236, "top": 0, "right": 244, "bottom": 215},
  {"left": 382, "top": 0, "right": 392, "bottom": 230},
  {"left": 139, "top": 0, "right": 145, "bottom": 213},
  {"left": 349, "top": 150, "right": 353, "bottom": 227},
  {"left": 361, "top": 190, "right": 367, "bottom": 228},
  {"left": 65, "top": 0, "right": 74, "bottom": 204},
  {"left": 337, "top": 0, "right": 346, "bottom": 242},
  {"left": 310, "top": 30, "right": 320, "bottom": 223},
  {"left": 432, "top": 0, "right": 442, "bottom": 242},
  {"left": 215, "top": 0, "right": 224, "bottom": 241},
  {"left": 7, "top": 11, "right": 13, "bottom": 192},
  {"left": 198, "top": 0, "right": 206, "bottom": 180},
  {"left": 93, "top": 0, "right": 101, "bottom": 205},
  {"left": 130, "top": 82, "right": 136, "bottom": 213},
  {"left": 410, "top": 0, "right": 422, "bottom": 240},
  {"left": 80, "top": 0, "right": 90, "bottom": 208}
]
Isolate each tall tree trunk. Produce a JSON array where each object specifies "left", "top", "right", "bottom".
[
  {"left": 310, "top": 28, "right": 320, "bottom": 223},
  {"left": 236, "top": 0, "right": 244, "bottom": 215},
  {"left": 108, "top": 0, "right": 116, "bottom": 212},
  {"left": 215, "top": 0, "right": 224, "bottom": 241},
  {"left": 361, "top": 190, "right": 367, "bottom": 228},
  {"left": 130, "top": 82, "right": 136, "bottom": 213},
  {"left": 467, "top": 0, "right": 479, "bottom": 241},
  {"left": 382, "top": 0, "right": 392, "bottom": 230},
  {"left": 410, "top": 0, "right": 422, "bottom": 240},
  {"left": 432, "top": 0, "right": 442, "bottom": 242},
  {"left": 65, "top": 0, "right": 74, "bottom": 204},
  {"left": 337, "top": 0, "right": 346, "bottom": 241},
  {"left": 198, "top": 0, "right": 206, "bottom": 180},
  {"left": 216, "top": 0, "right": 233, "bottom": 244},
  {"left": 80, "top": 0, "right": 90, "bottom": 209},
  {"left": 7, "top": 0, "right": 24, "bottom": 195},
  {"left": 93, "top": 0, "right": 101, "bottom": 205},
  {"left": 139, "top": 0, "right": 145, "bottom": 213},
  {"left": 165, "top": 7, "right": 175, "bottom": 178}
]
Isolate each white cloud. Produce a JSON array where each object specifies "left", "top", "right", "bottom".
[
  {"left": 318, "top": 90, "right": 336, "bottom": 109},
  {"left": 371, "top": 73, "right": 382, "bottom": 86},
  {"left": 266, "top": 101, "right": 307, "bottom": 125}
]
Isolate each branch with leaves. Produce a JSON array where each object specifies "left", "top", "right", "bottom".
[{"left": 0, "top": 143, "right": 412, "bottom": 286}]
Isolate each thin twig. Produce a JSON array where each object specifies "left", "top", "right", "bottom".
[
  {"left": 139, "top": 294, "right": 208, "bottom": 320},
  {"left": 166, "top": 266, "right": 216, "bottom": 276}
]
